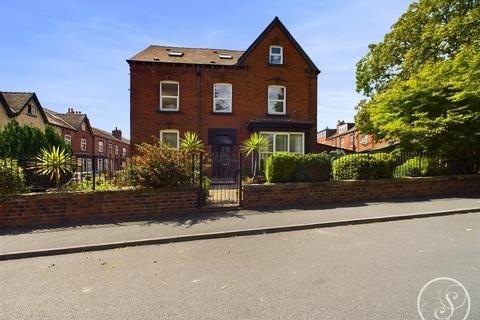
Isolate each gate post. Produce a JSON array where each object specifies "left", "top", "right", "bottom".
[
  {"left": 238, "top": 151, "right": 243, "bottom": 206},
  {"left": 198, "top": 153, "right": 204, "bottom": 208}
]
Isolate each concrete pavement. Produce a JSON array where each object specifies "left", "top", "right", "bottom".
[
  {"left": 1, "top": 197, "right": 479, "bottom": 258},
  {"left": 1, "top": 213, "right": 479, "bottom": 319}
]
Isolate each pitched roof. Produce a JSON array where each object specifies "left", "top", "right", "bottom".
[
  {"left": 0, "top": 92, "right": 34, "bottom": 112},
  {"left": 127, "top": 17, "right": 319, "bottom": 73},
  {"left": 0, "top": 91, "right": 49, "bottom": 122},
  {"left": 54, "top": 112, "right": 87, "bottom": 130},
  {"left": 43, "top": 108, "right": 76, "bottom": 130},
  {"left": 237, "top": 17, "right": 320, "bottom": 74},
  {"left": 92, "top": 127, "right": 130, "bottom": 145},
  {"left": 128, "top": 45, "right": 244, "bottom": 65}
]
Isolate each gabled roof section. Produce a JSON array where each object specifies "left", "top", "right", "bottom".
[
  {"left": 0, "top": 91, "right": 49, "bottom": 123},
  {"left": 92, "top": 127, "right": 130, "bottom": 145},
  {"left": 43, "top": 108, "right": 77, "bottom": 130},
  {"left": 128, "top": 46, "right": 244, "bottom": 65},
  {"left": 237, "top": 17, "right": 320, "bottom": 74}
]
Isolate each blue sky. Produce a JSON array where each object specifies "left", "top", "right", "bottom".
[{"left": 0, "top": 0, "right": 412, "bottom": 138}]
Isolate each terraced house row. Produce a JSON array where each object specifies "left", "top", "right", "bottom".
[{"left": 0, "top": 91, "right": 130, "bottom": 172}]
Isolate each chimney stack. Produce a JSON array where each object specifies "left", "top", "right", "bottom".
[{"left": 112, "top": 127, "right": 122, "bottom": 139}]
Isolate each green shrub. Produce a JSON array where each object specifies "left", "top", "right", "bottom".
[
  {"left": 127, "top": 142, "right": 192, "bottom": 188},
  {"left": 394, "top": 156, "right": 450, "bottom": 177},
  {"left": 294, "top": 153, "right": 332, "bottom": 182},
  {"left": 0, "top": 159, "right": 25, "bottom": 194},
  {"left": 332, "top": 153, "right": 396, "bottom": 180},
  {"left": 265, "top": 153, "right": 332, "bottom": 183},
  {"left": 265, "top": 153, "right": 297, "bottom": 183}
]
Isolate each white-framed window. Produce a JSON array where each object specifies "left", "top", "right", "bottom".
[
  {"left": 98, "top": 158, "right": 104, "bottom": 172},
  {"left": 160, "top": 129, "right": 179, "bottom": 149},
  {"left": 339, "top": 124, "right": 348, "bottom": 133},
  {"left": 64, "top": 135, "right": 71, "bottom": 145},
  {"left": 350, "top": 133, "right": 355, "bottom": 146},
  {"left": 81, "top": 122, "right": 86, "bottom": 131},
  {"left": 122, "top": 147, "right": 127, "bottom": 157},
  {"left": 109, "top": 143, "right": 113, "bottom": 154},
  {"left": 259, "top": 132, "right": 304, "bottom": 155},
  {"left": 98, "top": 140, "right": 104, "bottom": 153},
  {"left": 361, "top": 134, "right": 369, "bottom": 145},
  {"left": 213, "top": 83, "right": 232, "bottom": 113},
  {"left": 160, "top": 81, "right": 179, "bottom": 111},
  {"left": 115, "top": 145, "right": 119, "bottom": 155},
  {"left": 81, "top": 138, "right": 87, "bottom": 151},
  {"left": 27, "top": 104, "right": 36, "bottom": 115},
  {"left": 339, "top": 138, "right": 344, "bottom": 149},
  {"left": 268, "top": 85, "right": 286, "bottom": 114},
  {"left": 269, "top": 46, "right": 283, "bottom": 64}
]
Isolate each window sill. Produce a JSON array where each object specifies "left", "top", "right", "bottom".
[
  {"left": 266, "top": 113, "right": 287, "bottom": 117},
  {"left": 210, "top": 111, "right": 234, "bottom": 115},
  {"left": 267, "top": 63, "right": 285, "bottom": 67},
  {"left": 157, "top": 109, "right": 182, "bottom": 113}
]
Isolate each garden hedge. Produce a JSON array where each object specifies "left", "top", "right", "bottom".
[
  {"left": 394, "top": 156, "right": 449, "bottom": 177},
  {"left": 265, "top": 153, "right": 332, "bottom": 183},
  {"left": 332, "top": 153, "right": 396, "bottom": 180},
  {"left": 0, "top": 159, "right": 25, "bottom": 194}
]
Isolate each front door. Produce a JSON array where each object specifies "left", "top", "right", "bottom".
[{"left": 212, "top": 144, "right": 234, "bottom": 179}]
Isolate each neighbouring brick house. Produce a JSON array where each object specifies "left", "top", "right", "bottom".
[
  {"left": 317, "top": 120, "right": 391, "bottom": 152},
  {"left": 45, "top": 108, "right": 130, "bottom": 172},
  {"left": 128, "top": 17, "right": 320, "bottom": 175},
  {"left": 92, "top": 127, "right": 130, "bottom": 172}
]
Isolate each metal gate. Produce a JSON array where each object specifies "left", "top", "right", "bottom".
[{"left": 199, "top": 151, "right": 242, "bottom": 208}]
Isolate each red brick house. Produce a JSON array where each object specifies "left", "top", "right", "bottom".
[
  {"left": 46, "top": 108, "right": 130, "bottom": 172},
  {"left": 128, "top": 17, "right": 319, "bottom": 172},
  {"left": 317, "top": 120, "right": 391, "bottom": 152},
  {"left": 92, "top": 127, "right": 130, "bottom": 172}
]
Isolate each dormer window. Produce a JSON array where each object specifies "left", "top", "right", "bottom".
[
  {"left": 27, "top": 104, "right": 36, "bottom": 115},
  {"left": 339, "top": 124, "right": 348, "bottom": 133},
  {"left": 269, "top": 46, "right": 283, "bottom": 64},
  {"left": 81, "top": 122, "right": 86, "bottom": 131}
]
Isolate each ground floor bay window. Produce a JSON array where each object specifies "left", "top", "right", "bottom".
[{"left": 258, "top": 131, "right": 305, "bottom": 172}]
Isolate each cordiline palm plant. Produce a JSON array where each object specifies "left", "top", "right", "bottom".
[
  {"left": 240, "top": 133, "right": 270, "bottom": 180},
  {"left": 31, "top": 146, "right": 77, "bottom": 190},
  {"left": 180, "top": 131, "right": 205, "bottom": 154}
]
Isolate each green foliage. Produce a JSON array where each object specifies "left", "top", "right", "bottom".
[
  {"left": 265, "top": 153, "right": 297, "bottom": 183},
  {"left": 201, "top": 176, "right": 211, "bottom": 200},
  {"left": 394, "top": 156, "right": 450, "bottom": 177},
  {"left": 180, "top": 131, "right": 205, "bottom": 154},
  {"left": 0, "top": 121, "right": 71, "bottom": 158},
  {"left": 265, "top": 153, "right": 332, "bottom": 183},
  {"left": 0, "top": 159, "right": 25, "bottom": 194},
  {"left": 241, "top": 133, "right": 270, "bottom": 179},
  {"left": 332, "top": 153, "right": 396, "bottom": 180},
  {"left": 64, "top": 178, "right": 120, "bottom": 192},
  {"left": 31, "top": 146, "right": 77, "bottom": 189},
  {"left": 127, "top": 141, "right": 192, "bottom": 188},
  {"left": 355, "top": 0, "right": 480, "bottom": 154}
]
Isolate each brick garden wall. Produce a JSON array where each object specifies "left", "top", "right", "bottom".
[
  {"left": 242, "top": 174, "right": 480, "bottom": 209},
  {"left": 0, "top": 187, "right": 198, "bottom": 229}
]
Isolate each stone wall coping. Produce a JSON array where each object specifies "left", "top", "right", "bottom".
[{"left": 243, "top": 174, "right": 480, "bottom": 189}]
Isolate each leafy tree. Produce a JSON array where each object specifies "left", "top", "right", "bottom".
[
  {"left": 0, "top": 121, "right": 71, "bottom": 158},
  {"left": 180, "top": 131, "right": 205, "bottom": 155},
  {"left": 355, "top": 0, "right": 480, "bottom": 155}
]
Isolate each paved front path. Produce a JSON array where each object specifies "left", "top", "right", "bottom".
[
  {"left": 1, "top": 213, "right": 479, "bottom": 319},
  {"left": 1, "top": 197, "right": 479, "bottom": 254}
]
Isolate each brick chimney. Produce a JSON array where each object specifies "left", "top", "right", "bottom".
[{"left": 112, "top": 127, "right": 122, "bottom": 139}]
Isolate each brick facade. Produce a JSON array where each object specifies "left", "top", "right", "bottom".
[
  {"left": 0, "top": 187, "right": 197, "bottom": 229},
  {"left": 317, "top": 120, "right": 390, "bottom": 152},
  {"left": 128, "top": 17, "right": 319, "bottom": 160},
  {"left": 242, "top": 174, "right": 480, "bottom": 209}
]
